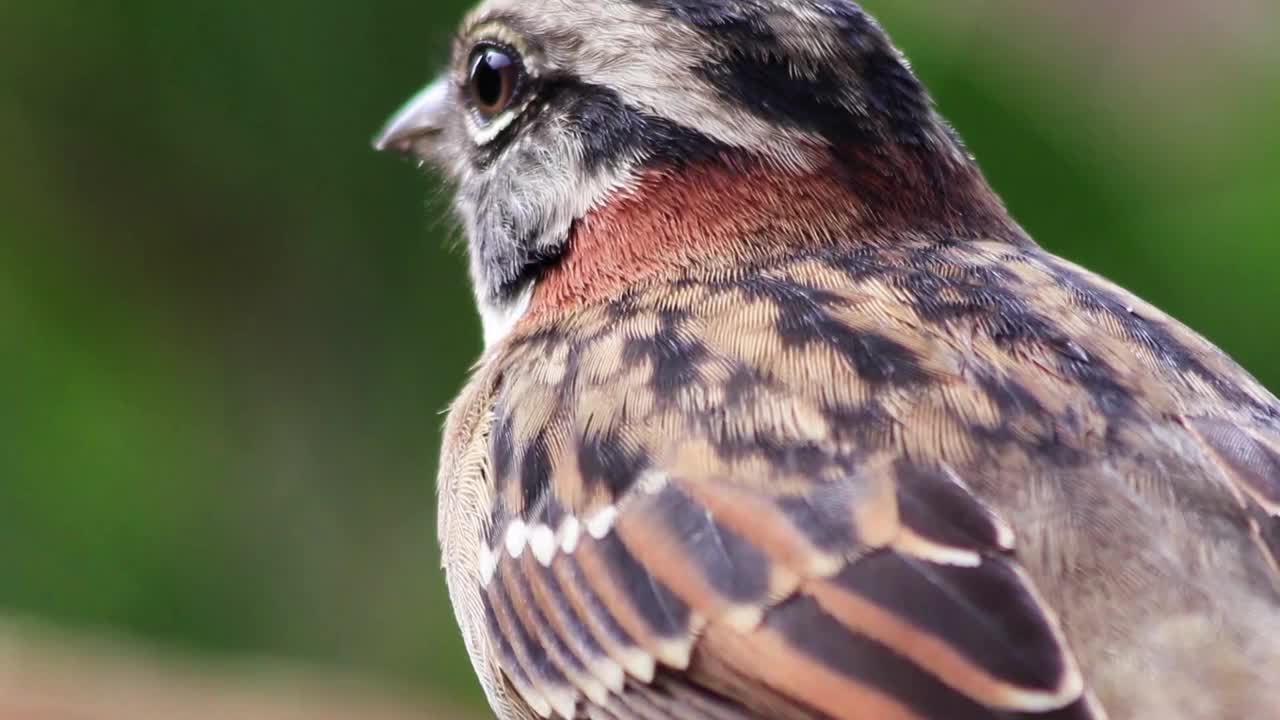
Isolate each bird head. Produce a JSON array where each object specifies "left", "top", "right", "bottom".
[{"left": 376, "top": 0, "right": 1019, "bottom": 345}]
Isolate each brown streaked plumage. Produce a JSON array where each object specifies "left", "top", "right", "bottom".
[{"left": 376, "top": 1, "right": 1280, "bottom": 718}]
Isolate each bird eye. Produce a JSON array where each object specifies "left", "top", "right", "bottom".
[{"left": 467, "top": 45, "right": 522, "bottom": 120}]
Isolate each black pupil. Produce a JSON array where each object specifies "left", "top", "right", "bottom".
[{"left": 472, "top": 49, "right": 512, "bottom": 111}]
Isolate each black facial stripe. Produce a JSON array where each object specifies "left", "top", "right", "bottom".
[
  {"left": 633, "top": 0, "right": 934, "bottom": 148},
  {"left": 469, "top": 85, "right": 543, "bottom": 171},
  {"left": 477, "top": 77, "right": 727, "bottom": 175},
  {"left": 553, "top": 81, "right": 729, "bottom": 172}
]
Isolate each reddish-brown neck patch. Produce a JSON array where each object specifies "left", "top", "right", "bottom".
[{"left": 524, "top": 152, "right": 1022, "bottom": 323}]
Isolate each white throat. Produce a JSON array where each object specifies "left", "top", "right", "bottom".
[{"left": 478, "top": 281, "right": 534, "bottom": 348}]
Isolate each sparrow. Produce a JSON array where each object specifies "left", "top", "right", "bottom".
[{"left": 375, "top": 1, "right": 1280, "bottom": 718}]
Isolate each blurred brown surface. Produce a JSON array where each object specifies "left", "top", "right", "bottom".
[{"left": 0, "top": 621, "right": 481, "bottom": 720}]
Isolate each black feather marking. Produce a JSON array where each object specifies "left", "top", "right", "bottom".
[
  {"left": 491, "top": 412, "right": 516, "bottom": 491},
  {"left": 875, "top": 245, "right": 1142, "bottom": 426},
  {"left": 1053, "top": 262, "right": 1279, "bottom": 419},
  {"left": 559, "top": 554, "right": 642, "bottom": 653},
  {"left": 853, "top": 31, "right": 934, "bottom": 147},
  {"left": 622, "top": 309, "right": 709, "bottom": 396},
  {"left": 824, "top": 402, "right": 900, "bottom": 448},
  {"left": 721, "top": 363, "right": 770, "bottom": 408},
  {"left": 486, "top": 504, "right": 510, "bottom": 549},
  {"left": 530, "top": 558, "right": 612, "bottom": 670},
  {"left": 649, "top": 676, "right": 756, "bottom": 720},
  {"left": 606, "top": 287, "right": 644, "bottom": 321},
  {"left": 484, "top": 593, "right": 541, "bottom": 700},
  {"left": 578, "top": 428, "right": 651, "bottom": 499},
  {"left": 740, "top": 275, "right": 928, "bottom": 386},
  {"left": 754, "top": 437, "right": 838, "bottom": 478},
  {"left": 651, "top": 482, "right": 772, "bottom": 603},
  {"left": 836, "top": 550, "right": 1068, "bottom": 693},
  {"left": 595, "top": 532, "right": 691, "bottom": 639},
  {"left": 490, "top": 567, "right": 570, "bottom": 690},
  {"left": 520, "top": 431, "right": 553, "bottom": 516},
  {"left": 556, "top": 82, "right": 728, "bottom": 173},
  {"left": 894, "top": 460, "right": 1011, "bottom": 552},
  {"left": 766, "top": 593, "right": 1007, "bottom": 720},
  {"left": 507, "top": 560, "right": 591, "bottom": 680},
  {"left": 635, "top": 0, "right": 935, "bottom": 148},
  {"left": 774, "top": 483, "right": 859, "bottom": 553},
  {"left": 538, "top": 494, "right": 568, "bottom": 529},
  {"left": 702, "top": 38, "right": 879, "bottom": 146},
  {"left": 973, "top": 372, "right": 1047, "bottom": 418}
]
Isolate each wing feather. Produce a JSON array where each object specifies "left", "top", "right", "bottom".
[
  {"left": 477, "top": 458, "right": 1095, "bottom": 718},
  {"left": 521, "top": 552, "right": 622, "bottom": 701}
]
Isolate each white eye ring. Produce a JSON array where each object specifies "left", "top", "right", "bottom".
[
  {"left": 467, "top": 98, "right": 523, "bottom": 146},
  {"left": 467, "top": 44, "right": 522, "bottom": 120},
  {"left": 463, "top": 42, "right": 532, "bottom": 146}
]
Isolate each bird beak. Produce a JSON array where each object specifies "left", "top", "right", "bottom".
[{"left": 373, "top": 78, "right": 449, "bottom": 158}]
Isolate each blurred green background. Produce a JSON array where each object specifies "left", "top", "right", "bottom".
[{"left": 1, "top": 0, "right": 1276, "bottom": 713}]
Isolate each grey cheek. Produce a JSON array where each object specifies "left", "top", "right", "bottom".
[
  {"left": 463, "top": 151, "right": 562, "bottom": 301},
  {"left": 465, "top": 176, "right": 536, "bottom": 302},
  {"left": 457, "top": 113, "right": 606, "bottom": 304},
  {"left": 475, "top": 205, "right": 521, "bottom": 291}
]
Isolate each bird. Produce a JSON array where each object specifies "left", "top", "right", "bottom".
[{"left": 374, "top": 1, "right": 1280, "bottom": 718}]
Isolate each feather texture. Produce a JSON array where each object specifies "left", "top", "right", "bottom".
[{"left": 438, "top": 239, "right": 1280, "bottom": 719}]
